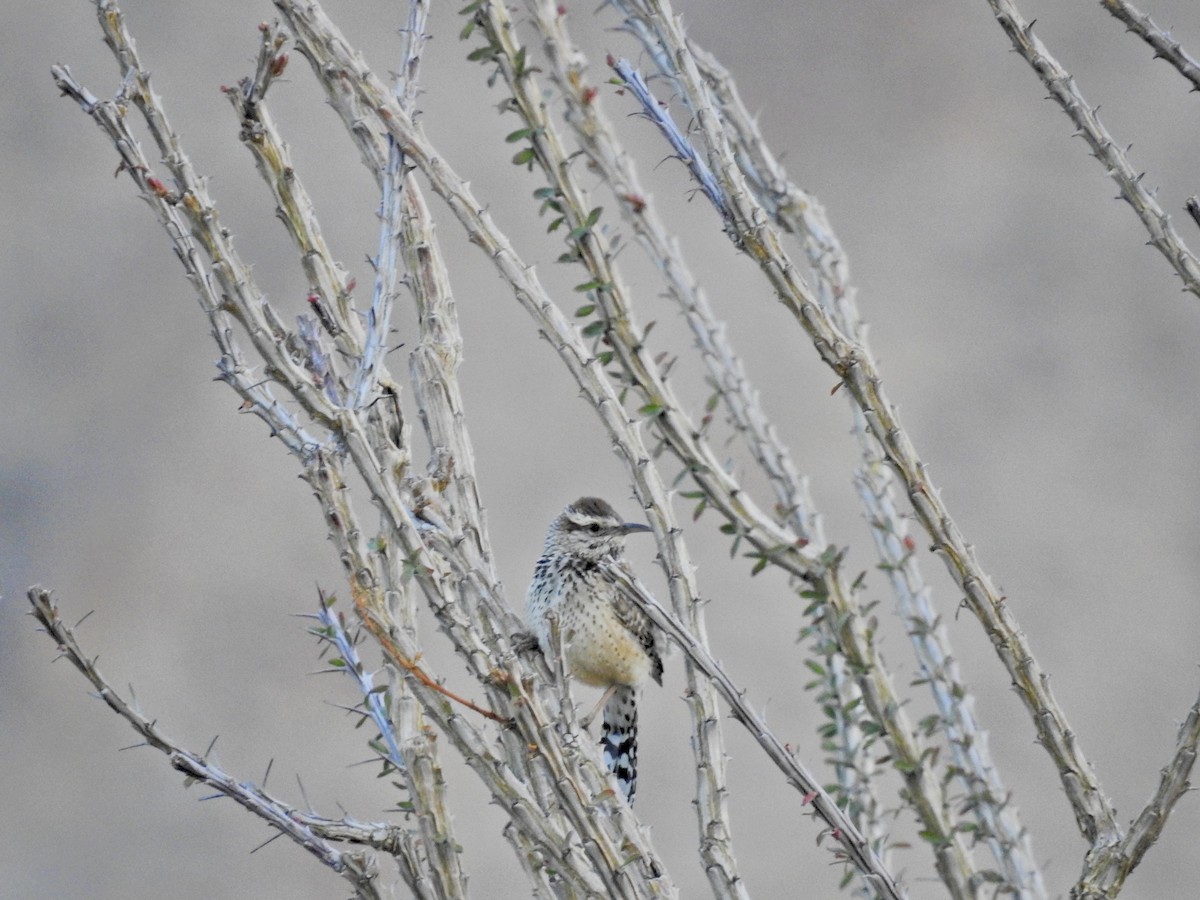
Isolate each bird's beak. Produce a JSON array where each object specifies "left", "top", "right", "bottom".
[{"left": 620, "top": 522, "right": 653, "bottom": 535}]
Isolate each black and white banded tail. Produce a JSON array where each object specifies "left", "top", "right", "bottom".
[{"left": 601, "top": 685, "right": 641, "bottom": 802}]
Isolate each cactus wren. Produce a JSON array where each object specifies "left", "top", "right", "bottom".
[{"left": 526, "top": 497, "right": 663, "bottom": 803}]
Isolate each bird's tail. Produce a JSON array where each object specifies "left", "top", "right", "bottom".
[{"left": 601, "top": 685, "right": 640, "bottom": 803}]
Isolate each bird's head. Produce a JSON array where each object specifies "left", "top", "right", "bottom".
[{"left": 543, "top": 496, "right": 651, "bottom": 562}]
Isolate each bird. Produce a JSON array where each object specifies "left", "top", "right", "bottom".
[{"left": 526, "top": 497, "right": 663, "bottom": 803}]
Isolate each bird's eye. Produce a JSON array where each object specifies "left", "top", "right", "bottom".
[{"left": 588, "top": 523, "right": 601, "bottom": 534}]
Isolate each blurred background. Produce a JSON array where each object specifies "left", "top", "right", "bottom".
[{"left": 4, "top": 0, "right": 1200, "bottom": 897}]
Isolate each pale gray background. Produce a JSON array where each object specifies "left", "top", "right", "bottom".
[{"left": 4, "top": 1, "right": 1200, "bottom": 897}]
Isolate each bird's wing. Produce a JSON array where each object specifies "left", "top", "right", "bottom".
[{"left": 602, "top": 563, "right": 665, "bottom": 686}]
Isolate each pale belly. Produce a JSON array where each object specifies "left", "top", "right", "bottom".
[{"left": 559, "top": 594, "right": 654, "bottom": 688}]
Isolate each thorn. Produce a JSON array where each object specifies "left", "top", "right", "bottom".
[
  {"left": 296, "top": 774, "right": 313, "bottom": 811},
  {"left": 248, "top": 829, "right": 288, "bottom": 855},
  {"left": 323, "top": 701, "right": 373, "bottom": 720}
]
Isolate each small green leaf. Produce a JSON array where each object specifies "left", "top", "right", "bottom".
[
  {"left": 512, "top": 147, "right": 536, "bottom": 167},
  {"left": 467, "top": 44, "right": 499, "bottom": 63},
  {"left": 581, "top": 320, "right": 606, "bottom": 338},
  {"left": 574, "top": 304, "right": 595, "bottom": 317},
  {"left": 505, "top": 127, "right": 536, "bottom": 143},
  {"left": 574, "top": 279, "right": 604, "bottom": 293}
]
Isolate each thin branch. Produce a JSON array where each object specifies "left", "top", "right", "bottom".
[
  {"left": 1122, "top": 687, "right": 1200, "bottom": 871},
  {"left": 87, "top": 0, "right": 344, "bottom": 428},
  {"left": 228, "top": 22, "right": 365, "bottom": 354},
  {"left": 503, "top": 822, "right": 568, "bottom": 899},
  {"left": 985, "top": 0, "right": 1200, "bottom": 296},
  {"left": 50, "top": 62, "right": 322, "bottom": 458},
  {"left": 356, "top": 133, "right": 403, "bottom": 408},
  {"left": 1100, "top": 0, "right": 1200, "bottom": 93},
  {"left": 856, "top": 462, "right": 1045, "bottom": 898},
  {"left": 1072, "top": 685, "right": 1200, "bottom": 899},
  {"left": 303, "top": 452, "right": 505, "bottom": 725},
  {"left": 374, "top": 509, "right": 472, "bottom": 900},
  {"left": 387, "top": 0, "right": 492, "bottom": 570},
  {"left": 387, "top": 666, "right": 471, "bottom": 900},
  {"left": 308, "top": 596, "right": 406, "bottom": 770},
  {"left": 353, "top": 592, "right": 506, "bottom": 725},
  {"left": 350, "top": 0, "right": 436, "bottom": 412},
  {"left": 400, "top": 140, "right": 498, "bottom": 585},
  {"left": 27, "top": 588, "right": 390, "bottom": 900}
]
